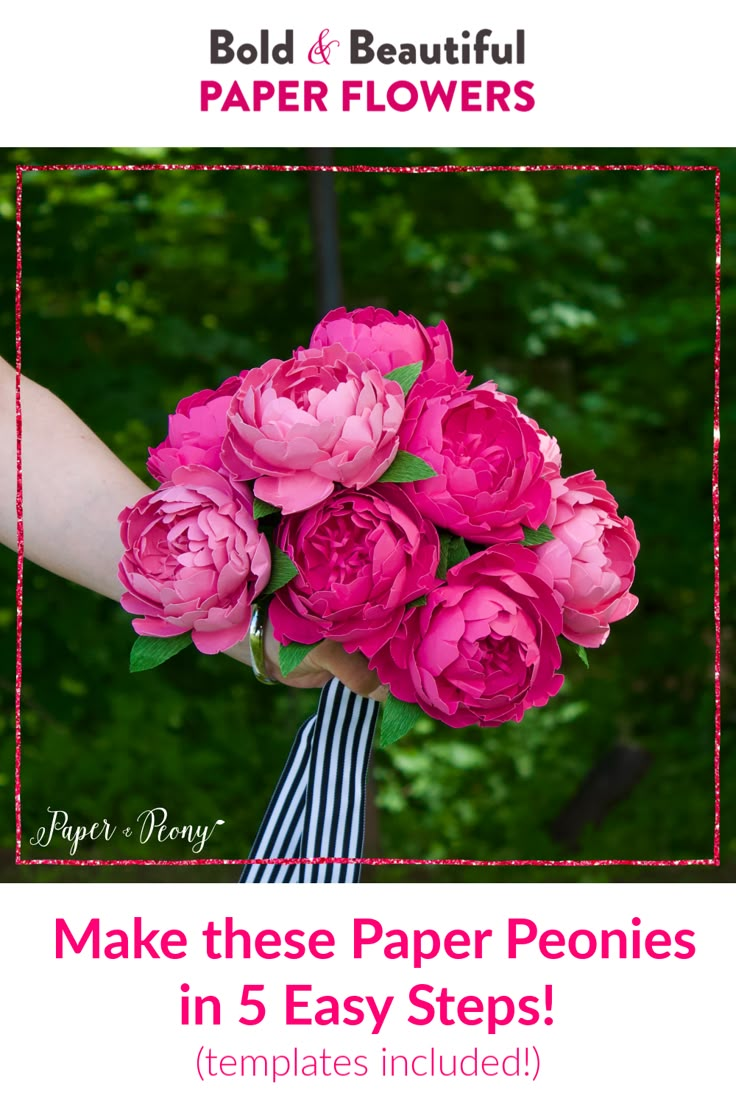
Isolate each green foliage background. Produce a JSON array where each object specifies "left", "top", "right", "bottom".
[{"left": 0, "top": 148, "right": 731, "bottom": 882}]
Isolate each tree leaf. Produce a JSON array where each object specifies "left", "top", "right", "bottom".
[
  {"left": 384, "top": 360, "right": 423, "bottom": 396},
  {"left": 253, "top": 497, "right": 280, "bottom": 520},
  {"left": 377, "top": 450, "right": 438, "bottom": 484},
  {"left": 130, "top": 633, "right": 192, "bottom": 673},
  {"left": 279, "top": 641, "right": 319, "bottom": 677},
  {"left": 379, "top": 693, "right": 425, "bottom": 748},
  {"left": 264, "top": 548, "right": 299, "bottom": 595},
  {"left": 521, "top": 523, "right": 556, "bottom": 546}
]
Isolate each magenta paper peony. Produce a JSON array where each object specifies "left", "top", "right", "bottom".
[
  {"left": 270, "top": 484, "right": 440, "bottom": 656},
  {"left": 370, "top": 544, "right": 564, "bottom": 729},
  {"left": 222, "top": 343, "right": 405, "bottom": 514},
  {"left": 119, "top": 465, "right": 270, "bottom": 654},
  {"left": 309, "top": 306, "right": 452, "bottom": 375},
  {"left": 535, "top": 471, "right": 639, "bottom": 648},
  {"left": 399, "top": 364, "right": 551, "bottom": 544},
  {"left": 147, "top": 372, "right": 246, "bottom": 482}
]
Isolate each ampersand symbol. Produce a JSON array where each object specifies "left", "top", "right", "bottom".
[{"left": 308, "top": 28, "right": 340, "bottom": 64}]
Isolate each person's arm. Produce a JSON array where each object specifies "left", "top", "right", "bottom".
[
  {"left": 0, "top": 357, "right": 383, "bottom": 698},
  {"left": 1, "top": 357, "right": 149, "bottom": 599}
]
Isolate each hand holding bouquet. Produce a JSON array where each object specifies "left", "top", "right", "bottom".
[{"left": 120, "top": 307, "right": 639, "bottom": 744}]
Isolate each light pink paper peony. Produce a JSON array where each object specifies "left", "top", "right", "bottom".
[
  {"left": 309, "top": 305, "right": 452, "bottom": 375},
  {"left": 370, "top": 544, "right": 564, "bottom": 728},
  {"left": 222, "top": 343, "right": 405, "bottom": 514},
  {"left": 519, "top": 412, "right": 562, "bottom": 480},
  {"left": 147, "top": 373, "right": 247, "bottom": 482},
  {"left": 398, "top": 364, "right": 551, "bottom": 544},
  {"left": 535, "top": 470, "right": 639, "bottom": 647},
  {"left": 536, "top": 429, "right": 563, "bottom": 480},
  {"left": 270, "top": 484, "right": 440, "bottom": 656},
  {"left": 119, "top": 466, "right": 270, "bottom": 654}
]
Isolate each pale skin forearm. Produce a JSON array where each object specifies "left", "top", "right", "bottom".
[
  {"left": 0, "top": 357, "right": 148, "bottom": 600},
  {"left": 0, "top": 357, "right": 383, "bottom": 698}
]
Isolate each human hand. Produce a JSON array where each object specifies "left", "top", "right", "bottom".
[{"left": 225, "top": 619, "right": 387, "bottom": 702}]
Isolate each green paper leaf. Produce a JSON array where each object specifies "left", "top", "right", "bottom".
[
  {"left": 572, "top": 643, "right": 590, "bottom": 669},
  {"left": 264, "top": 547, "right": 299, "bottom": 595},
  {"left": 253, "top": 497, "right": 280, "bottom": 520},
  {"left": 437, "top": 531, "right": 468, "bottom": 580},
  {"left": 279, "top": 640, "right": 319, "bottom": 677},
  {"left": 447, "top": 535, "right": 470, "bottom": 570},
  {"left": 377, "top": 450, "right": 438, "bottom": 484},
  {"left": 129, "top": 633, "right": 192, "bottom": 673},
  {"left": 379, "top": 693, "right": 424, "bottom": 748},
  {"left": 384, "top": 360, "right": 423, "bottom": 396},
  {"left": 438, "top": 531, "right": 451, "bottom": 579},
  {"left": 521, "top": 523, "right": 556, "bottom": 547}
]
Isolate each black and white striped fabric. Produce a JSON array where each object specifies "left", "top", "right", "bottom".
[{"left": 241, "top": 679, "right": 379, "bottom": 884}]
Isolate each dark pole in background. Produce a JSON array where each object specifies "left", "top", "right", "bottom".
[
  {"left": 307, "top": 151, "right": 380, "bottom": 868},
  {"left": 308, "top": 149, "right": 344, "bottom": 314}
]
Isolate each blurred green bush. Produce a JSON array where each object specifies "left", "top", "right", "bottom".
[{"left": 0, "top": 148, "right": 730, "bottom": 881}]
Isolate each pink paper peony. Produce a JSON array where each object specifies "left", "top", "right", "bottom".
[
  {"left": 492, "top": 392, "right": 562, "bottom": 480},
  {"left": 519, "top": 412, "right": 562, "bottom": 480},
  {"left": 534, "top": 471, "right": 639, "bottom": 648},
  {"left": 309, "top": 306, "right": 452, "bottom": 375},
  {"left": 370, "top": 544, "right": 564, "bottom": 728},
  {"left": 147, "top": 373, "right": 247, "bottom": 482},
  {"left": 398, "top": 365, "right": 551, "bottom": 544},
  {"left": 270, "top": 484, "right": 440, "bottom": 656},
  {"left": 222, "top": 343, "right": 405, "bottom": 514},
  {"left": 536, "top": 428, "right": 562, "bottom": 480},
  {"left": 119, "top": 466, "right": 270, "bottom": 654}
]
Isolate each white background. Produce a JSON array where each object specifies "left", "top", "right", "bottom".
[
  {"left": 0, "top": 0, "right": 733, "bottom": 145},
  {"left": 1, "top": 1, "right": 731, "bottom": 1102},
  {"left": 2, "top": 883, "right": 733, "bottom": 1103}
]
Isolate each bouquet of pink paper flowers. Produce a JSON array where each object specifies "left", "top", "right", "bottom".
[{"left": 119, "top": 307, "right": 639, "bottom": 744}]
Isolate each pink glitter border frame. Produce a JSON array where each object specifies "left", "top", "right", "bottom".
[{"left": 13, "top": 161, "right": 721, "bottom": 871}]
